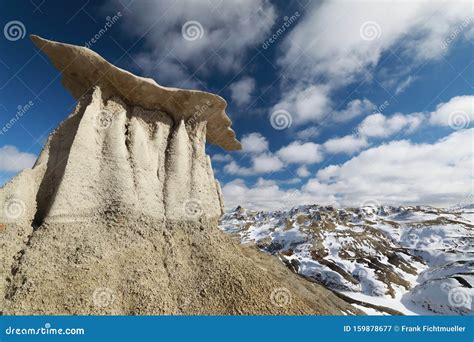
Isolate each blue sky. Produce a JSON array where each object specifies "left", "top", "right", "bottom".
[{"left": 0, "top": 0, "right": 472, "bottom": 209}]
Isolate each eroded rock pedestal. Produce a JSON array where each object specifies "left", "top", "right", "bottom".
[
  {"left": 30, "top": 87, "right": 224, "bottom": 224},
  {"left": 0, "top": 36, "right": 359, "bottom": 315}
]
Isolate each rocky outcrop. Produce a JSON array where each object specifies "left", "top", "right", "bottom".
[
  {"left": 30, "top": 35, "right": 241, "bottom": 151},
  {"left": 0, "top": 36, "right": 359, "bottom": 315},
  {"left": 221, "top": 205, "right": 474, "bottom": 315}
]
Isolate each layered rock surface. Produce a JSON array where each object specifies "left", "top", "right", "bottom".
[
  {"left": 30, "top": 35, "right": 241, "bottom": 151},
  {"left": 0, "top": 36, "right": 359, "bottom": 315}
]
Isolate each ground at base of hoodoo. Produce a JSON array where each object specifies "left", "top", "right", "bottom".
[{"left": 1, "top": 217, "right": 362, "bottom": 315}]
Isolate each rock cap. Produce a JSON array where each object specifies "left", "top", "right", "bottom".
[{"left": 30, "top": 35, "right": 241, "bottom": 151}]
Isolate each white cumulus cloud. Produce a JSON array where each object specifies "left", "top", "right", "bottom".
[
  {"left": 271, "top": 85, "right": 331, "bottom": 125},
  {"left": 279, "top": 0, "right": 473, "bottom": 84},
  {"left": 358, "top": 112, "right": 424, "bottom": 138},
  {"left": 229, "top": 77, "right": 256, "bottom": 106},
  {"left": 212, "top": 153, "right": 233, "bottom": 162},
  {"left": 240, "top": 132, "right": 269, "bottom": 154},
  {"left": 0, "top": 145, "right": 36, "bottom": 172},
  {"left": 429, "top": 95, "right": 474, "bottom": 128},
  {"left": 224, "top": 152, "right": 283, "bottom": 176},
  {"left": 323, "top": 135, "right": 369, "bottom": 155},
  {"left": 296, "top": 166, "right": 310, "bottom": 178},
  {"left": 252, "top": 153, "right": 284, "bottom": 173},
  {"left": 308, "top": 128, "right": 473, "bottom": 207},
  {"left": 277, "top": 141, "right": 323, "bottom": 164},
  {"left": 272, "top": 1, "right": 473, "bottom": 126},
  {"left": 222, "top": 129, "right": 473, "bottom": 210}
]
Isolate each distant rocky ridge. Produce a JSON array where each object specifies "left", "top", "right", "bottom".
[
  {"left": 0, "top": 36, "right": 359, "bottom": 315},
  {"left": 220, "top": 205, "right": 474, "bottom": 315}
]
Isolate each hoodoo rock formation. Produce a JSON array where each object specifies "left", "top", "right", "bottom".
[{"left": 0, "top": 36, "right": 360, "bottom": 315}]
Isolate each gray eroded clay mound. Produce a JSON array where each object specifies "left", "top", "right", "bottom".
[{"left": 0, "top": 36, "right": 360, "bottom": 315}]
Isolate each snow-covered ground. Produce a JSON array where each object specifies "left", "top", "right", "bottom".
[{"left": 220, "top": 205, "right": 474, "bottom": 315}]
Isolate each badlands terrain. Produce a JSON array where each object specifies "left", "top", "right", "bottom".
[{"left": 221, "top": 204, "right": 474, "bottom": 315}]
